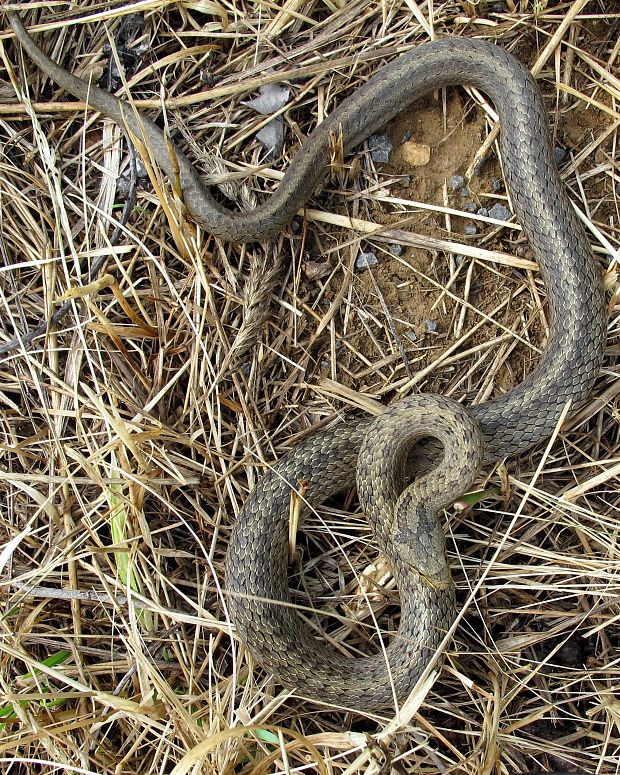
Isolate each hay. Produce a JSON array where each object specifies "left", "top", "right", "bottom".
[{"left": 0, "top": 0, "right": 618, "bottom": 772}]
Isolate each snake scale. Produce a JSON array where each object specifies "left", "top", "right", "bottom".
[{"left": 9, "top": 12, "right": 606, "bottom": 710}]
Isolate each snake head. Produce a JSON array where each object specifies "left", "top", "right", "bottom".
[{"left": 394, "top": 499, "right": 453, "bottom": 590}]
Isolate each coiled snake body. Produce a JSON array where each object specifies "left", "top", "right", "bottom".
[{"left": 9, "top": 14, "right": 606, "bottom": 710}]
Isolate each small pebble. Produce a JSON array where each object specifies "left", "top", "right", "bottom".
[
  {"left": 389, "top": 244, "right": 404, "bottom": 256},
  {"left": 477, "top": 207, "right": 489, "bottom": 217},
  {"left": 425, "top": 319, "right": 438, "bottom": 333},
  {"left": 461, "top": 185, "right": 470, "bottom": 197},
  {"left": 449, "top": 174, "right": 466, "bottom": 191},
  {"left": 401, "top": 129, "right": 412, "bottom": 143},
  {"left": 400, "top": 175, "right": 411, "bottom": 187},
  {"left": 368, "top": 133, "right": 393, "bottom": 163},
  {"left": 401, "top": 141, "right": 431, "bottom": 167},
  {"left": 464, "top": 223, "right": 478, "bottom": 235},
  {"left": 256, "top": 119, "right": 284, "bottom": 159},
  {"left": 303, "top": 260, "right": 332, "bottom": 280},
  {"left": 462, "top": 201, "right": 477, "bottom": 213},
  {"left": 405, "top": 331, "right": 417, "bottom": 342},
  {"left": 243, "top": 83, "right": 290, "bottom": 115},
  {"left": 455, "top": 254, "right": 466, "bottom": 266},
  {"left": 554, "top": 146, "right": 569, "bottom": 165},
  {"left": 488, "top": 2, "right": 507, "bottom": 12},
  {"left": 356, "top": 251, "right": 379, "bottom": 269},
  {"left": 488, "top": 203, "right": 512, "bottom": 221},
  {"left": 491, "top": 177, "right": 503, "bottom": 192}
]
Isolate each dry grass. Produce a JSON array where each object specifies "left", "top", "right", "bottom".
[{"left": 0, "top": 0, "right": 619, "bottom": 772}]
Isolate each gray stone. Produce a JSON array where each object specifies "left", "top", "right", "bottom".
[
  {"left": 488, "top": 203, "right": 512, "bottom": 221},
  {"left": 368, "top": 134, "right": 393, "bottom": 163},
  {"left": 243, "top": 83, "right": 290, "bottom": 115},
  {"left": 356, "top": 251, "right": 379, "bottom": 269},
  {"left": 256, "top": 119, "right": 284, "bottom": 159}
]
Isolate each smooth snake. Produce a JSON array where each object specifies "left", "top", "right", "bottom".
[{"left": 8, "top": 12, "right": 606, "bottom": 710}]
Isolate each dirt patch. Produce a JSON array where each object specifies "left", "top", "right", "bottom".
[
  {"left": 387, "top": 90, "right": 485, "bottom": 200},
  {"left": 309, "top": 88, "right": 544, "bottom": 402}
]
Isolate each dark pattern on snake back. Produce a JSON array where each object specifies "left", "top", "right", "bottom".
[{"left": 9, "top": 13, "right": 606, "bottom": 710}]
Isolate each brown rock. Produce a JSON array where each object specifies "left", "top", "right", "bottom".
[{"left": 400, "top": 141, "right": 431, "bottom": 167}]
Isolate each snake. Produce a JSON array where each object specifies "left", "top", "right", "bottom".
[{"left": 8, "top": 12, "right": 606, "bottom": 710}]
